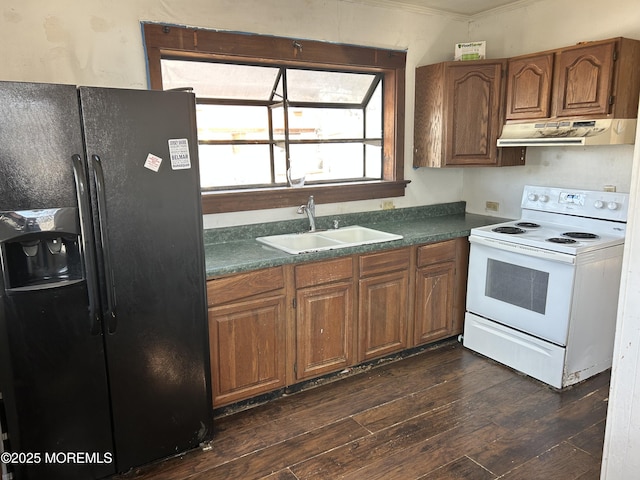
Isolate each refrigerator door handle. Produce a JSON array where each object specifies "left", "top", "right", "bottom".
[
  {"left": 92, "top": 154, "right": 118, "bottom": 334},
  {"left": 72, "top": 154, "right": 102, "bottom": 335}
]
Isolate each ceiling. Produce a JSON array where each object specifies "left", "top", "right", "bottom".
[{"left": 344, "top": 0, "right": 539, "bottom": 18}]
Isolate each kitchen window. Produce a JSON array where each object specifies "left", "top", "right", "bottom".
[{"left": 143, "top": 24, "right": 407, "bottom": 214}]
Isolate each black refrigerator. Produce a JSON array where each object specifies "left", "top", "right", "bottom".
[{"left": 0, "top": 81, "right": 213, "bottom": 479}]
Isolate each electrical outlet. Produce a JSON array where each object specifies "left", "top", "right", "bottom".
[
  {"left": 485, "top": 201, "right": 499, "bottom": 212},
  {"left": 381, "top": 200, "right": 396, "bottom": 210}
]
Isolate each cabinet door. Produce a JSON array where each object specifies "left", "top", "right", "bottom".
[
  {"left": 553, "top": 41, "right": 615, "bottom": 117},
  {"left": 506, "top": 53, "right": 554, "bottom": 120},
  {"left": 414, "top": 261, "right": 456, "bottom": 345},
  {"left": 295, "top": 281, "right": 354, "bottom": 381},
  {"left": 359, "top": 270, "right": 409, "bottom": 361},
  {"left": 444, "top": 62, "right": 504, "bottom": 166},
  {"left": 209, "top": 295, "right": 286, "bottom": 406},
  {"left": 414, "top": 62, "right": 445, "bottom": 168}
]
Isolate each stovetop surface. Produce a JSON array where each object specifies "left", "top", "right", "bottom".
[
  {"left": 471, "top": 186, "right": 629, "bottom": 255},
  {"left": 472, "top": 214, "right": 626, "bottom": 254}
]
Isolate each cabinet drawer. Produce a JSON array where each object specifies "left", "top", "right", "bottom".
[
  {"left": 295, "top": 257, "right": 353, "bottom": 288},
  {"left": 359, "top": 248, "right": 411, "bottom": 277},
  {"left": 207, "top": 266, "right": 285, "bottom": 306},
  {"left": 417, "top": 240, "right": 457, "bottom": 267}
]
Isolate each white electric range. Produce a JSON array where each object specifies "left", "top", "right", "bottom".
[{"left": 463, "top": 185, "right": 628, "bottom": 388}]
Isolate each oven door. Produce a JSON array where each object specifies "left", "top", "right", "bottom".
[{"left": 466, "top": 235, "right": 576, "bottom": 346}]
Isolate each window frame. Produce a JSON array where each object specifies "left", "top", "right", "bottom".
[{"left": 143, "top": 23, "right": 408, "bottom": 214}]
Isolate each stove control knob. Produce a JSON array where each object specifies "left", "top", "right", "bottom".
[
  {"left": 594, "top": 200, "right": 605, "bottom": 209},
  {"left": 527, "top": 193, "right": 538, "bottom": 201},
  {"left": 607, "top": 201, "right": 620, "bottom": 211},
  {"left": 539, "top": 195, "right": 549, "bottom": 202}
]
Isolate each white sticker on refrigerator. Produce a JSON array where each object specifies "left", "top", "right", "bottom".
[
  {"left": 144, "top": 153, "right": 163, "bottom": 172},
  {"left": 168, "top": 138, "right": 191, "bottom": 170}
]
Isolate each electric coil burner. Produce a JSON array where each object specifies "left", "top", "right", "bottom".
[
  {"left": 492, "top": 226, "right": 525, "bottom": 234},
  {"left": 547, "top": 237, "right": 577, "bottom": 244},
  {"left": 463, "top": 185, "right": 629, "bottom": 389},
  {"left": 563, "top": 232, "right": 599, "bottom": 239}
]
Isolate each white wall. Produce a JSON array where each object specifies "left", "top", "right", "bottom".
[
  {"left": 601, "top": 108, "right": 640, "bottom": 479},
  {"left": 463, "top": 0, "right": 640, "bottom": 219},
  {"left": 463, "top": 147, "right": 635, "bottom": 219}
]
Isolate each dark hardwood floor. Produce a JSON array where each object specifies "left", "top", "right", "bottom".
[{"left": 115, "top": 341, "right": 609, "bottom": 479}]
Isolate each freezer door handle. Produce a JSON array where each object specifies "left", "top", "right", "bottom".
[
  {"left": 92, "top": 154, "right": 118, "bottom": 334},
  {"left": 72, "top": 154, "right": 101, "bottom": 335}
]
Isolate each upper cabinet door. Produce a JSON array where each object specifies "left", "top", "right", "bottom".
[
  {"left": 444, "top": 61, "right": 504, "bottom": 166},
  {"left": 552, "top": 41, "right": 615, "bottom": 117},
  {"left": 413, "top": 60, "right": 524, "bottom": 168},
  {"left": 505, "top": 53, "right": 554, "bottom": 120}
]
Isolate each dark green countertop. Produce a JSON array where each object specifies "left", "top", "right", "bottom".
[{"left": 203, "top": 202, "right": 507, "bottom": 277}]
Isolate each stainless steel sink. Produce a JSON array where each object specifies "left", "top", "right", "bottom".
[{"left": 256, "top": 226, "right": 403, "bottom": 255}]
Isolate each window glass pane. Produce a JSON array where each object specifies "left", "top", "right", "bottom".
[
  {"left": 289, "top": 143, "right": 364, "bottom": 181},
  {"left": 366, "top": 81, "right": 383, "bottom": 138},
  {"left": 197, "top": 105, "right": 270, "bottom": 141},
  {"left": 161, "top": 59, "right": 279, "bottom": 100},
  {"left": 199, "top": 144, "right": 273, "bottom": 188},
  {"left": 288, "top": 108, "right": 363, "bottom": 140},
  {"left": 273, "top": 146, "right": 287, "bottom": 184},
  {"left": 272, "top": 105, "right": 286, "bottom": 142},
  {"left": 163, "top": 60, "right": 386, "bottom": 189},
  {"left": 365, "top": 144, "right": 382, "bottom": 178},
  {"left": 286, "top": 69, "right": 377, "bottom": 103}
]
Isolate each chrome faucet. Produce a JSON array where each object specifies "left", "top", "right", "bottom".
[{"left": 297, "top": 195, "right": 316, "bottom": 232}]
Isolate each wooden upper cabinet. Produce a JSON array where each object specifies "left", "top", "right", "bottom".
[
  {"left": 505, "top": 53, "right": 554, "bottom": 120},
  {"left": 446, "top": 62, "right": 502, "bottom": 166},
  {"left": 553, "top": 40, "right": 615, "bottom": 118},
  {"left": 506, "top": 37, "right": 640, "bottom": 122},
  {"left": 414, "top": 60, "right": 525, "bottom": 168}
]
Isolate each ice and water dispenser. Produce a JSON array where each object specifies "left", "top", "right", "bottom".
[{"left": 0, "top": 208, "right": 83, "bottom": 291}]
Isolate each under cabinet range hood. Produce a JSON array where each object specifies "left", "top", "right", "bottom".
[{"left": 497, "top": 118, "right": 637, "bottom": 147}]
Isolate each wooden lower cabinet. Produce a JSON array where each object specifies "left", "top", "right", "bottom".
[
  {"left": 414, "top": 238, "right": 469, "bottom": 345},
  {"left": 206, "top": 237, "right": 469, "bottom": 407},
  {"left": 414, "top": 259, "right": 456, "bottom": 344},
  {"left": 294, "top": 258, "right": 355, "bottom": 381},
  {"left": 358, "top": 248, "right": 411, "bottom": 362},
  {"left": 207, "top": 267, "right": 287, "bottom": 407}
]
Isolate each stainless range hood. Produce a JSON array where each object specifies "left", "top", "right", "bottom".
[{"left": 497, "top": 118, "right": 637, "bottom": 147}]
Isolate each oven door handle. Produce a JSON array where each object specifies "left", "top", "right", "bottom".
[{"left": 468, "top": 235, "right": 576, "bottom": 265}]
